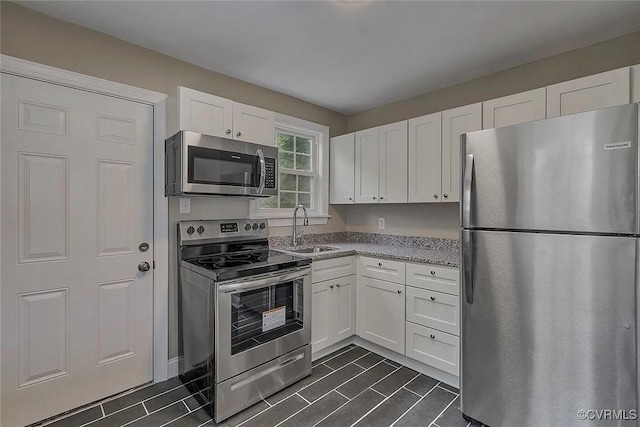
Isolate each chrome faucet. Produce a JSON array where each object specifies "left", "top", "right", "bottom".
[{"left": 292, "top": 205, "right": 309, "bottom": 247}]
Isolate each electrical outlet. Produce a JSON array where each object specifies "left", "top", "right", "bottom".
[
  {"left": 179, "top": 197, "right": 191, "bottom": 214},
  {"left": 378, "top": 218, "right": 385, "bottom": 229}
]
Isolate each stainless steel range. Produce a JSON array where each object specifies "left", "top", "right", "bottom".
[{"left": 177, "top": 219, "right": 312, "bottom": 423}]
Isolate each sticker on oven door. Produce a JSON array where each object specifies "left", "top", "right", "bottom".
[
  {"left": 262, "top": 306, "right": 286, "bottom": 332},
  {"left": 604, "top": 141, "right": 631, "bottom": 151}
]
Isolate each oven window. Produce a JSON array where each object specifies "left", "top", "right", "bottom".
[
  {"left": 189, "top": 146, "right": 258, "bottom": 187},
  {"left": 231, "top": 279, "right": 304, "bottom": 355}
]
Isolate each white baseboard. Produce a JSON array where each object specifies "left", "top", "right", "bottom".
[{"left": 167, "top": 357, "right": 179, "bottom": 379}]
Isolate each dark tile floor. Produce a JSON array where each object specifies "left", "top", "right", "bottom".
[{"left": 35, "top": 345, "right": 472, "bottom": 427}]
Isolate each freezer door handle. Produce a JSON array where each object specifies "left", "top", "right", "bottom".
[
  {"left": 462, "top": 154, "right": 474, "bottom": 228},
  {"left": 462, "top": 230, "right": 474, "bottom": 304}
]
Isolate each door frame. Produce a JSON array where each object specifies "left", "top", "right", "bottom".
[{"left": 0, "top": 55, "right": 170, "bottom": 394}]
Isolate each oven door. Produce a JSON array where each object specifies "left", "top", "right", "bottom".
[
  {"left": 216, "top": 267, "right": 311, "bottom": 382},
  {"left": 181, "top": 131, "right": 278, "bottom": 197}
]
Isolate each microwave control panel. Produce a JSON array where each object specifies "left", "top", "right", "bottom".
[{"left": 265, "top": 158, "right": 276, "bottom": 189}]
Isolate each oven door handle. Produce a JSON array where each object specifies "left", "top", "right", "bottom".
[
  {"left": 218, "top": 267, "right": 310, "bottom": 293},
  {"left": 256, "top": 148, "right": 266, "bottom": 195}
]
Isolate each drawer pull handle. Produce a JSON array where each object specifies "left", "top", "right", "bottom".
[
  {"left": 430, "top": 334, "right": 435, "bottom": 339},
  {"left": 397, "top": 290, "right": 402, "bottom": 294},
  {"left": 378, "top": 262, "right": 383, "bottom": 267},
  {"left": 430, "top": 296, "right": 436, "bottom": 301},
  {"left": 430, "top": 270, "right": 436, "bottom": 275}
]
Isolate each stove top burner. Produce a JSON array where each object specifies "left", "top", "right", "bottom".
[
  {"left": 198, "top": 256, "right": 225, "bottom": 265},
  {"left": 212, "top": 259, "right": 253, "bottom": 268}
]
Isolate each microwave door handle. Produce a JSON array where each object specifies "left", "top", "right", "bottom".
[{"left": 257, "top": 149, "right": 266, "bottom": 194}]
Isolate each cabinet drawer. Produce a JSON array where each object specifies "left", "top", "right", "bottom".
[
  {"left": 312, "top": 256, "right": 356, "bottom": 283},
  {"left": 358, "top": 256, "right": 405, "bottom": 284},
  {"left": 406, "top": 263, "right": 459, "bottom": 295},
  {"left": 405, "top": 322, "right": 459, "bottom": 376},
  {"left": 406, "top": 287, "right": 459, "bottom": 336}
]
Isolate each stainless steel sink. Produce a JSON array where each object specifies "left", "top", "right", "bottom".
[{"left": 289, "top": 246, "right": 338, "bottom": 254}]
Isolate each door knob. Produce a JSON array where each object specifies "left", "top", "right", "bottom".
[{"left": 138, "top": 262, "right": 151, "bottom": 272}]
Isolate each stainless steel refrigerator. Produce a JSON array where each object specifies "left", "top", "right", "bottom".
[{"left": 460, "top": 103, "right": 640, "bottom": 427}]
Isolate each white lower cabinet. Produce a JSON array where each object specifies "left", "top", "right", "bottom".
[
  {"left": 356, "top": 276, "right": 405, "bottom": 354},
  {"left": 405, "top": 322, "right": 459, "bottom": 376},
  {"left": 406, "top": 287, "right": 459, "bottom": 336}
]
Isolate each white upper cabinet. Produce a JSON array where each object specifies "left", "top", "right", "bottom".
[
  {"left": 482, "top": 88, "right": 546, "bottom": 129},
  {"left": 378, "top": 121, "right": 408, "bottom": 203},
  {"left": 546, "top": 68, "right": 630, "bottom": 118},
  {"left": 441, "top": 103, "right": 481, "bottom": 203},
  {"left": 408, "top": 112, "right": 442, "bottom": 203},
  {"left": 330, "top": 133, "right": 355, "bottom": 204},
  {"left": 169, "top": 87, "right": 275, "bottom": 145},
  {"left": 174, "top": 86, "right": 233, "bottom": 138},
  {"left": 632, "top": 64, "right": 640, "bottom": 103},
  {"left": 354, "top": 127, "right": 381, "bottom": 203},
  {"left": 232, "top": 102, "right": 275, "bottom": 146}
]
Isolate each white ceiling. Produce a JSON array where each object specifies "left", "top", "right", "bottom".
[{"left": 17, "top": 1, "right": 640, "bottom": 114}]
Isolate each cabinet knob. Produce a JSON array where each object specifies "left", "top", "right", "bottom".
[
  {"left": 429, "top": 334, "right": 435, "bottom": 339},
  {"left": 443, "top": 193, "right": 449, "bottom": 198},
  {"left": 329, "top": 285, "right": 334, "bottom": 289},
  {"left": 380, "top": 196, "right": 384, "bottom": 200},
  {"left": 225, "top": 129, "right": 231, "bottom": 135},
  {"left": 430, "top": 296, "right": 436, "bottom": 301},
  {"left": 430, "top": 270, "right": 436, "bottom": 275},
  {"left": 236, "top": 131, "right": 241, "bottom": 137},
  {"left": 378, "top": 262, "right": 383, "bottom": 267},
  {"left": 397, "top": 289, "right": 402, "bottom": 294},
  {"left": 336, "top": 284, "right": 341, "bottom": 288},
  {"left": 434, "top": 194, "right": 439, "bottom": 199},
  {"left": 373, "top": 196, "right": 377, "bottom": 200},
  {"left": 349, "top": 197, "right": 353, "bottom": 201}
]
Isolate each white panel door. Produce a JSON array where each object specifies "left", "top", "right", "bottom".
[
  {"left": 354, "top": 127, "right": 380, "bottom": 203},
  {"left": 441, "top": 103, "right": 481, "bottom": 203},
  {"left": 311, "top": 282, "right": 332, "bottom": 353},
  {"left": 334, "top": 276, "right": 356, "bottom": 342},
  {"left": 356, "top": 276, "right": 405, "bottom": 354},
  {"left": 632, "top": 64, "right": 640, "bottom": 103},
  {"left": 232, "top": 102, "right": 275, "bottom": 145},
  {"left": 178, "top": 86, "right": 233, "bottom": 137},
  {"left": 1, "top": 74, "right": 154, "bottom": 427},
  {"left": 378, "top": 121, "right": 408, "bottom": 203},
  {"left": 482, "top": 88, "right": 546, "bottom": 129},
  {"left": 546, "top": 67, "right": 630, "bottom": 118},
  {"left": 408, "top": 112, "right": 442, "bottom": 203},
  {"left": 329, "top": 133, "right": 355, "bottom": 204}
]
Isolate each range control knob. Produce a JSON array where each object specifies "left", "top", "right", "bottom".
[
  {"left": 244, "top": 223, "right": 252, "bottom": 231},
  {"left": 197, "top": 226, "right": 205, "bottom": 234},
  {"left": 186, "top": 226, "right": 195, "bottom": 235},
  {"left": 259, "top": 222, "right": 266, "bottom": 230},
  {"left": 252, "top": 223, "right": 259, "bottom": 230}
]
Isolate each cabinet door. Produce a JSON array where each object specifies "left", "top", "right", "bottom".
[
  {"left": 405, "top": 322, "right": 459, "bottom": 376},
  {"left": 334, "top": 276, "right": 356, "bottom": 342},
  {"left": 330, "top": 133, "right": 355, "bottom": 204},
  {"left": 378, "top": 121, "right": 408, "bottom": 203},
  {"left": 633, "top": 64, "right": 640, "bottom": 103},
  {"left": 546, "top": 67, "right": 630, "bottom": 118},
  {"left": 232, "top": 102, "right": 275, "bottom": 145},
  {"left": 356, "top": 277, "right": 405, "bottom": 353},
  {"left": 178, "top": 86, "right": 233, "bottom": 138},
  {"left": 408, "top": 112, "right": 442, "bottom": 203},
  {"left": 441, "top": 103, "right": 481, "bottom": 203},
  {"left": 482, "top": 88, "right": 546, "bottom": 129},
  {"left": 311, "top": 282, "right": 332, "bottom": 353},
  {"left": 354, "top": 128, "right": 380, "bottom": 203}
]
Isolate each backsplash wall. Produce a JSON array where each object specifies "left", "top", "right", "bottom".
[{"left": 345, "top": 203, "right": 459, "bottom": 240}]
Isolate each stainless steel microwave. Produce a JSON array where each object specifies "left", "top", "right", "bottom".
[{"left": 165, "top": 131, "right": 278, "bottom": 197}]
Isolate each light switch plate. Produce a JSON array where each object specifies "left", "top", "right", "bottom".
[
  {"left": 179, "top": 198, "right": 191, "bottom": 214},
  {"left": 378, "top": 218, "right": 385, "bottom": 229}
]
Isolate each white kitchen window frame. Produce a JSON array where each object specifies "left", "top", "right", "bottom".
[{"left": 250, "top": 113, "right": 329, "bottom": 226}]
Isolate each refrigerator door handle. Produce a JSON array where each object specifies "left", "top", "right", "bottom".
[
  {"left": 462, "top": 229, "right": 474, "bottom": 304},
  {"left": 462, "top": 154, "right": 474, "bottom": 228}
]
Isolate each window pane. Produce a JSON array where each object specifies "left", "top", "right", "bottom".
[
  {"left": 279, "top": 151, "right": 294, "bottom": 169},
  {"left": 259, "top": 195, "right": 279, "bottom": 209},
  {"left": 280, "top": 173, "right": 296, "bottom": 191},
  {"left": 277, "top": 133, "right": 294, "bottom": 152},
  {"left": 298, "top": 192, "right": 311, "bottom": 208},
  {"left": 280, "top": 191, "right": 296, "bottom": 208},
  {"left": 296, "top": 136, "right": 311, "bottom": 154},
  {"left": 298, "top": 175, "right": 312, "bottom": 192},
  {"left": 295, "top": 154, "right": 311, "bottom": 171}
]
